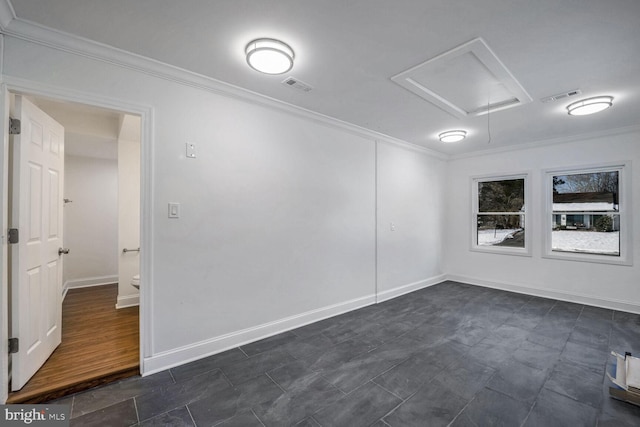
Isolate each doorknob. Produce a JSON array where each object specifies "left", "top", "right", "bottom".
[{"left": 58, "top": 248, "right": 70, "bottom": 256}]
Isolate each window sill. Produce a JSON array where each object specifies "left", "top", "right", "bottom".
[
  {"left": 542, "top": 250, "right": 632, "bottom": 266},
  {"left": 470, "top": 246, "right": 532, "bottom": 257}
]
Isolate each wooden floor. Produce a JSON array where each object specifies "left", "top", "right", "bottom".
[{"left": 7, "top": 284, "right": 139, "bottom": 403}]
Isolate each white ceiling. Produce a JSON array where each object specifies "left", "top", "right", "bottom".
[
  {"left": 4, "top": 0, "right": 640, "bottom": 156},
  {"left": 32, "top": 97, "right": 122, "bottom": 138},
  {"left": 30, "top": 97, "right": 122, "bottom": 159}
]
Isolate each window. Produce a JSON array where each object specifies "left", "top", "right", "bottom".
[
  {"left": 545, "top": 163, "right": 631, "bottom": 265},
  {"left": 472, "top": 174, "right": 530, "bottom": 255}
]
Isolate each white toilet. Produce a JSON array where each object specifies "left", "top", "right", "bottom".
[{"left": 131, "top": 274, "right": 140, "bottom": 290}]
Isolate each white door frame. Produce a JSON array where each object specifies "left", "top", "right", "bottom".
[{"left": 0, "top": 78, "right": 154, "bottom": 403}]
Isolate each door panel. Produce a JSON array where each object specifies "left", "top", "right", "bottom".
[
  {"left": 10, "top": 95, "right": 65, "bottom": 391},
  {"left": 26, "top": 268, "right": 41, "bottom": 352}
]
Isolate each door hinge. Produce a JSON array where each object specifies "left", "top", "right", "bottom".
[
  {"left": 8, "top": 228, "right": 18, "bottom": 244},
  {"left": 8, "top": 338, "right": 18, "bottom": 354},
  {"left": 9, "top": 118, "right": 21, "bottom": 135}
]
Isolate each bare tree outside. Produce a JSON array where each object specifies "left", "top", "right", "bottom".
[
  {"left": 551, "top": 170, "right": 620, "bottom": 256},
  {"left": 554, "top": 171, "right": 618, "bottom": 194},
  {"left": 477, "top": 179, "right": 525, "bottom": 247}
]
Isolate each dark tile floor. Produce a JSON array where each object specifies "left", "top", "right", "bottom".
[{"left": 51, "top": 281, "right": 640, "bottom": 426}]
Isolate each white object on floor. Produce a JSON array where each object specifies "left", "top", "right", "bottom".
[
  {"left": 608, "top": 351, "right": 640, "bottom": 391},
  {"left": 131, "top": 274, "right": 140, "bottom": 290}
]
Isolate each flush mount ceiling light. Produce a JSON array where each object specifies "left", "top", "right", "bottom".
[
  {"left": 566, "top": 96, "right": 613, "bottom": 116},
  {"left": 439, "top": 130, "right": 467, "bottom": 143},
  {"left": 245, "top": 38, "right": 294, "bottom": 75}
]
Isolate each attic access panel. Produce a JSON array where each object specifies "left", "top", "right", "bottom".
[{"left": 391, "top": 38, "right": 532, "bottom": 118}]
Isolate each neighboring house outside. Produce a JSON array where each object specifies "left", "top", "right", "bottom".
[{"left": 552, "top": 192, "right": 619, "bottom": 231}]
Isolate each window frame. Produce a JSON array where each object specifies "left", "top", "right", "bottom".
[
  {"left": 471, "top": 172, "right": 531, "bottom": 257},
  {"left": 542, "top": 162, "right": 633, "bottom": 265}
]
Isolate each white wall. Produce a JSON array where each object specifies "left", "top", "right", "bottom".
[
  {"left": 1, "top": 36, "right": 446, "bottom": 373},
  {"left": 376, "top": 142, "right": 446, "bottom": 300},
  {"left": 63, "top": 154, "right": 118, "bottom": 289},
  {"left": 445, "top": 132, "right": 640, "bottom": 312},
  {"left": 150, "top": 97, "right": 377, "bottom": 352},
  {"left": 117, "top": 115, "right": 141, "bottom": 308}
]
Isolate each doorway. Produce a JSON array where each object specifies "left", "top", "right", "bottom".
[
  {"left": 5, "top": 92, "right": 144, "bottom": 403},
  {"left": 7, "top": 284, "right": 139, "bottom": 403}
]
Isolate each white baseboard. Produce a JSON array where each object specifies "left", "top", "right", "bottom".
[
  {"left": 142, "top": 293, "right": 377, "bottom": 375},
  {"left": 116, "top": 293, "right": 139, "bottom": 309},
  {"left": 64, "top": 275, "right": 118, "bottom": 290},
  {"left": 447, "top": 274, "right": 640, "bottom": 314},
  {"left": 143, "top": 269, "right": 640, "bottom": 376},
  {"left": 376, "top": 274, "right": 447, "bottom": 303},
  {"left": 62, "top": 275, "right": 118, "bottom": 299}
]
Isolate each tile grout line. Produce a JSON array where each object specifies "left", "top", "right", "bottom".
[
  {"left": 132, "top": 397, "right": 140, "bottom": 425},
  {"left": 238, "top": 346, "right": 250, "bottom": 358},
  {"left": 519, "top": 399, "right": 537, "bottom": 427},
  {"left": 366, "top": 380, "right": 405, "bottom": 425},
  {"left": 447, "top": 394, "right": 478, "bottom": 427},
  {"left": 264, "top": 372, "right": 287, "bottom": 394},
  {"left": 379, "top": 418, "right": 393, "bottom": 426},
  {"left": 185, "top": 405, "right": 198, "bottom": 427},
  {"left": 251, "top": 408, "right": 267, "bottom": 427},
  {"left": 218, "top": 369, "right": 235, "bottom": 388},
  {"left": 370, "top": 378, "right": 404, "bottom": 401},
  {"left": 69, "top": 396, "right": 76, "bottom": 420}
]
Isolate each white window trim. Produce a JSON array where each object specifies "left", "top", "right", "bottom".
[
  {"left": 471, "top": 172, "right": 531, "bottom": 257},
  {"left": 542, "top": 161, "right": 633, "bottom": 266}
]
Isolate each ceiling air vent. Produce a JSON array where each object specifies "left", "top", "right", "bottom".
[
  {"left": 540, "top": 89, "right": 582, "bottom": 103},
  {"left": 282, "top": 76, "right": 313, "bottom": 93}
]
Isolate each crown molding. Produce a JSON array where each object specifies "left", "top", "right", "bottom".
[
  {"left": 2, "top": 3, "right": 635, "bottom": 164},
  {"left": 0, "top": 0, "right": 15, "bottom": 32},
  {"left": 449, "top": 124, "right": 640, "bottom": 161},
  {"left": 1, "top": 14, "right": 447, "bottom": 160}
]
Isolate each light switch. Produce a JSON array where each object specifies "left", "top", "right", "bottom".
[
  {"left": 168, "top": 202, "right": 180, "bottom": 218},
  {"left": 390, "top": 222, "right": 396, "bottom": 231},
  {"left": 186, "top": 143, "right": 196, "bottom": 158}
]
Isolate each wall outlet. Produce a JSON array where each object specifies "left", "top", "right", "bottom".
[{"left": 186, "top": 143, "right": 196, "bottom": 158}]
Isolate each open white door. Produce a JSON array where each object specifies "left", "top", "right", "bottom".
[{"left": 9, "top": 95, "right": 65, "bottom": 391}]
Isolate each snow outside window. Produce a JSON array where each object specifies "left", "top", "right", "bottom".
[
  {"left": 471, "top": 174, "right": 530, "bottom": 256},
  {"left": 544, "top": 163, "right": 632, "bottom": 265}
]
